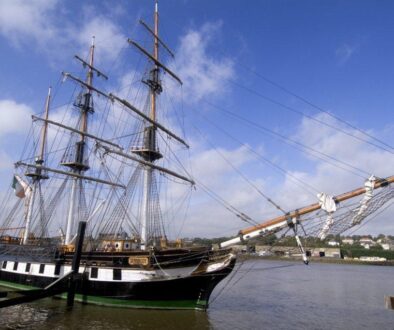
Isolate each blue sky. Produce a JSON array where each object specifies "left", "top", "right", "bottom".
[{"left": 0, "top": 0, "right": 393, "bottom": 237}]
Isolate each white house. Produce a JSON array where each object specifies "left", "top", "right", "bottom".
[
  {"left": 342, "top": 238, "right": 354, "bottom": 245},
  {"left": 359, "top": 237, "right": 376, "bottom": 249},
  {"left": 380, "top": 243, "right": 390, "bottom": 251}
]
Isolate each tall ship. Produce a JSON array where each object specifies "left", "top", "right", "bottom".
[
  {"left": 0, "top": 1, "right": 393, "bottom": 312},
  {"left": 0, "top": 2, "right": 235, "bottom": 310}
]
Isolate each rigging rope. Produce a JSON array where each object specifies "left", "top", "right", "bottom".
[
  {"left": 165, "top": 17, "right": 393, "bottom": 153},
  {"left": 229, "top": 56, "right": 394, "bottom": 152},
  {"left": 195, "top": 179, "right": 258, "bottom": 226},
  {"left": 191, "top": 105, "right": 320, "bottom": 196},
  {"left": 225, "top": 78, "right": 394, "bottom": 155},
  {"left": 193, "top": 124, "right": 288, "bottom": 215},
  {"left": 291, "top": 185, "right": 394, "bottom": 239},
  {"left": 203, "top": 99, "right": 375, "bottom": 180}
]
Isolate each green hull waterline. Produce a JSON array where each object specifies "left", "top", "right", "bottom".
[{"left": 0, "top": 280, "right": 208, "bottom": 310}]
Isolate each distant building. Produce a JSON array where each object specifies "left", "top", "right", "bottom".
[
  {"left": 311, "top": 248, "right": 341, "bottom": 258},
  {"left": 328, "top": 241, "right": 340, "bottom": 247},
  {"left": 377, "top": 238, "right": 394, "bottom": 251},
  {"left": 342, "top": 238, "right": 354, "bottom": 245},
  {"left": 359, "top": 237, "right": 376, "bottom": 249},
  {"left": 380, "top": 243, "right": 391, "bottom": 251},
  {"left": 254, "top": 245, "right": 341, "bottom": 259}
]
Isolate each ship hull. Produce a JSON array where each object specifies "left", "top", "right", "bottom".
[{"left": 0, "top": 248, "right": 236, "bottom": 310}]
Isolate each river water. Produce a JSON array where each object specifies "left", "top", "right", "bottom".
[{"left": 1, "top": 259, "right": 393, "bottom": 329}]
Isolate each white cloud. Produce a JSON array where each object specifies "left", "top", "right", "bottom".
[
  {"left": 168, "top": 22, "right": 235, "bottom": 103},
  {"left": 115, "top": 70, "right": 147, "bottom": 100},
  {"left": 190, "top": 145, "right": 255, "bottom": 185},
  {"left": 0, "top": 99, "right": 33, "bottom": 191},
  {"left": 0, "top": 0, "right": 127, "bottom": 65},
  {"left": 294, "top": 113, "right": 393, "bottom": 183},
  {"left": 0, "top": 0, "right": 58, "bottom": 46},
  {"left": 163, "top": 144, "right": 274, "bottom": 238},
  {"left": 0, "top": 100, "right": 33, "bottom": 136},
  {"left": 271, "top": 113, "right": 394, "bottom": 234},
  {"left": 74, "top": 17, "right": 126, "bottom": 64},
  {"left": 171, "top": 112, "right": 394, "bottom": 238}
]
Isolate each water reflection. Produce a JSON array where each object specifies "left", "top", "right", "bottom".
[{"left": 0, "top": 296, "right": 212, "bottom": 330}]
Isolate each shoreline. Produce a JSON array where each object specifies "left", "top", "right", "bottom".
[{"left": 238, "top": 254, "right": 394, "bottom": 266}]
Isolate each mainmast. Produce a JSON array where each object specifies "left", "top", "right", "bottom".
[
  {"left": 133, "top": 1, "right": 163, "bottom": 250},
  {"left": 95, "top": 0, "right": 187, "bottom": 248},
  {"left": 151, "top": 0, "right": 159, "bottom": 122}
]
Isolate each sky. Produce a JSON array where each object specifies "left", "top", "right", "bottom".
[{"left": 0, "top": 0, "right": 393, "bottom": 238}]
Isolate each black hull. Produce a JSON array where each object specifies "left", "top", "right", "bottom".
[{"left": 0, "top": 250, "right": 236, "bottom": 310}]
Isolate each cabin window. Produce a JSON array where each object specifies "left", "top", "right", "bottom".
[
  {"left": 25, "top": 263, "right": 31, "bottom": 272},
  {"left": 113, "top": 268, "right": 122, "bottom": 280},
  {"left": 115, "top": 243, "right": 119, "bottom": 248},
  {"left": 39, "top": 264, "right": 45, "bottom": 274},
  {"left": 90, "top": 267, "right": 98, "bottom": 279},
  {"left": 124, "top": 243, "right": 130, "bottom": 249},
  {"left": 54, "top": 264, "right": 61, "bottom": 276},
  {"left": 2, "top": 261, "right": 7, "bottom": 269},
  {"left": 13, "top": 262, "right": 18, "bottom": 271}
]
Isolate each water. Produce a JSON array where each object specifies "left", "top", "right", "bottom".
[{"left": 1, "top": 259, "right": 393, "bottom": 329}]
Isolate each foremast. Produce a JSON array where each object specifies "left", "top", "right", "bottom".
[
  {"left": 131, "top": 1, "right": 177, "bottom": 250},
  {"left": 143, "top": 1, "right": 160, "bottom": 250},
  {"left": 23, "top": 87, "right": 51, "bottom": 244}
]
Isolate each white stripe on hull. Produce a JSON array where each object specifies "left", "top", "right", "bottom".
[{"left": 1, "top": 258, "right": 233, "bottom": 283}]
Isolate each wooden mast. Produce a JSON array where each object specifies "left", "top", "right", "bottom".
[
  {"left": 125, "top": 1, "right": 186, "bottom": 249},
  {"left": 140, "top": 0, "right": 160, "bottom": 250},
  {"left": 151, "top": 0, "right": 159, "bottom": 121},
  {"left": 79, "top": 37, "right": 94, "bottom": 145},
  {"left": 22, "top": 88, "right": 52, "bottom": 244},
  {"left": 38, "top": 87, "right": 51, "bottom": 164},
  {"left": 64, "top": 37, "right": 95, "bottom": 245}
]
